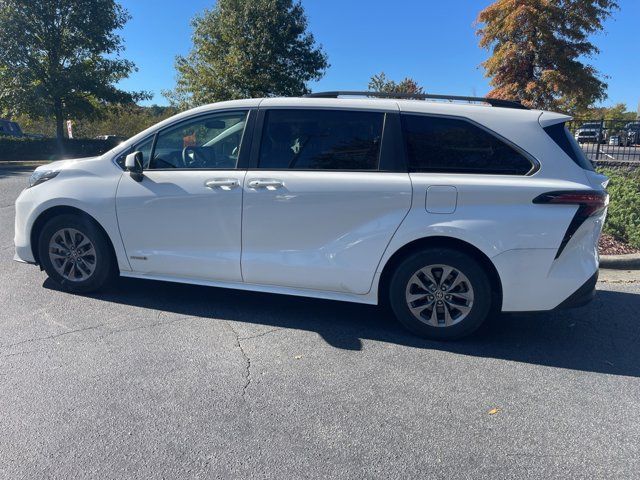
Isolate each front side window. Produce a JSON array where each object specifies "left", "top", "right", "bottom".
[
  {"left": 116, "top": 136, "right": 154, "bottom": 169},
  {"left": 258, "top": 109, "right": 384, "bottom": 170},
  {"left": 150, "top": 111, "right": 248, "bottom": 169},
  {"left": 401, "top": 114, "right": 533, "bottom": 175}
]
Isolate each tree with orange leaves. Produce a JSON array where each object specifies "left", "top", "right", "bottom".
[{"left": 476, "top": 0, "right": 618, "bottom": 112}]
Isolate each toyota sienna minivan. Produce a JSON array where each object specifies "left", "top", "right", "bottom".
[{"left": 14, "top": 92, "right": 609, "bottom": 339}]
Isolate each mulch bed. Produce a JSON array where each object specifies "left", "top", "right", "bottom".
[{"left": 599, "top": 233, "right": 640, "bottom": 256}]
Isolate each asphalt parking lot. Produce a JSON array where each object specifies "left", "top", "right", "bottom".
[
  {"left": 583, "top": 144, "right": 640, "bottom": 162},
  {"left": 1, "top": 166, "right": 639, "bottom": 479}
]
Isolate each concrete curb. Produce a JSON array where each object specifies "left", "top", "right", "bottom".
[{"left": 600, "top": 253, "right": 640, "bottom": 270}]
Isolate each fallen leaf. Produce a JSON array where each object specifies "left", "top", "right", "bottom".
[{"left": 488, "top": 408, "right": 500, "bottom": 415}]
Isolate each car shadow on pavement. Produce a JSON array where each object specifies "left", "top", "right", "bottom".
[{"left": 45, "top": 277, "right": 640, "bottom": 378}]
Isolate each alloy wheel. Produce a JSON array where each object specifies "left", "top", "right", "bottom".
[
  {"left": 48, "top": 228, "right": 97, "bottom": 282},
  {"left": 404, "top": 264, "right": 475, "bottom": 327}
]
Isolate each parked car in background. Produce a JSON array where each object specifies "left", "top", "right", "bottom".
[
  {"left": 625, "top": 122, "right": 640, "bottom": 145},
  {"left": 0, "top": 119, "right": 23, "bottom": 137},
  {"left": 574, "top": 122, "right": 607, "bottom": 144},
  {"left": 608, "top": 130, "right": 630, "bottom": 146},
  {"left": 14, "top": 92, "right": 609, "bottom": 340}
]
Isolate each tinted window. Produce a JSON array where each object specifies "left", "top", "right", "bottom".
[
  {"left": 258, "top": 109, "right": 384, "bottom": 170},
  {"left": 401, "top": 114, "right": 533, "bottom": 175},
  {"left": 151, "top": 111, "right": 247, "bottom": 169},
  {"left": 543, "top": 122, "right": 594, "bottom": 171}
]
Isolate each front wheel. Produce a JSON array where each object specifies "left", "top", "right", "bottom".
[
  {"left": 38, "top": 214, "right": 116, "bottom": 293},
  {"left": 388, "top": 248, "right": 493, "bottom": 340}
]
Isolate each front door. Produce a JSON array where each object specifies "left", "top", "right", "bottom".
[
  {"left": 116, "top": 110, "right": 250, "bottom": 281},
  {"left": 241, "top": 108, "right": 412, "bottom": 294}
]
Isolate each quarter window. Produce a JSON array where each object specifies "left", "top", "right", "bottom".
[
  {"left": 258, "top": 109, "right": 384, "bottom": 170},
  {"left": 401, "top": 114, "right": 533, "bottom": 175},
  {"left": 116, "top": 136, "right": 154, "bottom": 169}
]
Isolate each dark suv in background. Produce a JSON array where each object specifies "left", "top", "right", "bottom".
[{"left": 0, "top": 119, "right": 23, "bottom": 137}]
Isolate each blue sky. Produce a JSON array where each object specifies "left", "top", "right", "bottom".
[{"left": 117, "top": 0, "right": 639, "bottom": 111}]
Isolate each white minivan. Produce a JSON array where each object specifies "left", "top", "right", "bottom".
[{"left": 14, "top": 92, "right": 609, "bottom": 339}]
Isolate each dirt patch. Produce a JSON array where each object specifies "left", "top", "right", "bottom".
[{"left": 599, "top": 233, "right": 640, "bottom": 256}]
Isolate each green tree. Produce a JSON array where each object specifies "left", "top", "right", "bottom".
[
  {"left": 165, "top": 0, "right": 329, "bottom": 108},
  {"left": 14, "top": 105, "right": 177, "bottom": 139},
  {"left": 73, "top": 105, "right": 177, "bottom": 139},
  {"left": 368, "top": 72, "right": 424, "bottom": 96},
  {"left": 476, "top": 0, "right": 618, "bottom": 112},
  {"left": 0, "top": 0, "right": 148, "bottom": 140},
  {"left": 576, "top": 103, "right": 636, "bottom": 121}
]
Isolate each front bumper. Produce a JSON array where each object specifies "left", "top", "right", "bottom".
[{"left": 13, "top": 187, "right": 37, "bottom": 264}]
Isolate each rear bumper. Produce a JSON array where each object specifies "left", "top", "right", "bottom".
[
  {"left": 555, "top": 270, "right": 598, "bottom": 309},
  {"left": 494, "top": 210, "right": 603, "bottom": 312}
]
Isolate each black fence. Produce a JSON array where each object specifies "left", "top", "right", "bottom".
[{"left": 567, "top": 119, "right": 640, "bottom": 163}]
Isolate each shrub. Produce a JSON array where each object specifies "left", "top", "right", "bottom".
[
  {"left": 598, "top": 167, "right": 640, "bottom": 249},
  {"left": 0, "top": 137, "right": 120, "bottom": 161}
]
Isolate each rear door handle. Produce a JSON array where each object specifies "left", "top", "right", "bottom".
[
  {"left": 248, "top": 179, "right": 284, "bottom": 189},
  {"left": 205, "top": 178, "right": 239, "bottom": 190}
]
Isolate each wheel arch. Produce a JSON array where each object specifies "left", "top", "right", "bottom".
[
  {"left": 378, "top": 236, "right": 503, "bottom": 309},
  {"left": 30, "top": 205, "right": 118, "bottom": 268}
]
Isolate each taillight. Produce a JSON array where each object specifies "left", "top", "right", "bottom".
[{"left": 533, "top": 190, "right": 609, "bottom": 258}]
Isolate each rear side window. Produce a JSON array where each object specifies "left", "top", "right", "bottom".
[
  {"left": 258, "top": 109, "right": 384, "bottom": 170},
  {"left": 401, "top": 114, "right": 534, "bottom": 175},
  {"left": 543, "top": 122, "right": 594, "bottom": 172}
]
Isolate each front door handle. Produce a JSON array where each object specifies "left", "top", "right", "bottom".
[
  {"left": 205, "top": 178, "right": 239, "bottom": 190},
  {"left": 248, "top": 179, "right": 284, "bottom": 189}
]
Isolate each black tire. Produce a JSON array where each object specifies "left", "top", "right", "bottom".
[
  {"left": 388, "top": 248, "right": 493, "bottom": 340},
  {"left": 38, "top": 214, "right": 116, "bottom": 293}
]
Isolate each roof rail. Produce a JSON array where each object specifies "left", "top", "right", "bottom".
[{"left": 303, "top": 91, "right": 528, "bottom": 110}]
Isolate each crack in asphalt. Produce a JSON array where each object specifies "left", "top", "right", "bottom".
[
  {"left": 224, "top": 326, "right": 284, "bottom": 401},
  {"left": 0, "top": 349, "right": 40, "bottom": 358},
  {"left": 226, "top": 322, "right": 252, "bottom": 401},
  {"left": 0, "top": 324, "right": 105, "bottom": 350},
  {"left": 0, "top": 310, "right": 208, "bottom": 353},
  {"left": 239, "top": 327, "right": 282, "bottom": 341},
  {"left": 98, "top": 311, "right": 192, "bottom": 339}
]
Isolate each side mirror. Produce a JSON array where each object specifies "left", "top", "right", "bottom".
[{"left": 125, "top": 151, "right": 144, "bottom": 182}]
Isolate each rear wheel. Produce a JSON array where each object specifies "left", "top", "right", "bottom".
[
  {"left": 38, "top": 214, "right": 116, "bottom": 293},
  {"left": 388, "top": 248, "right": 493, "bottom": 340}
]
